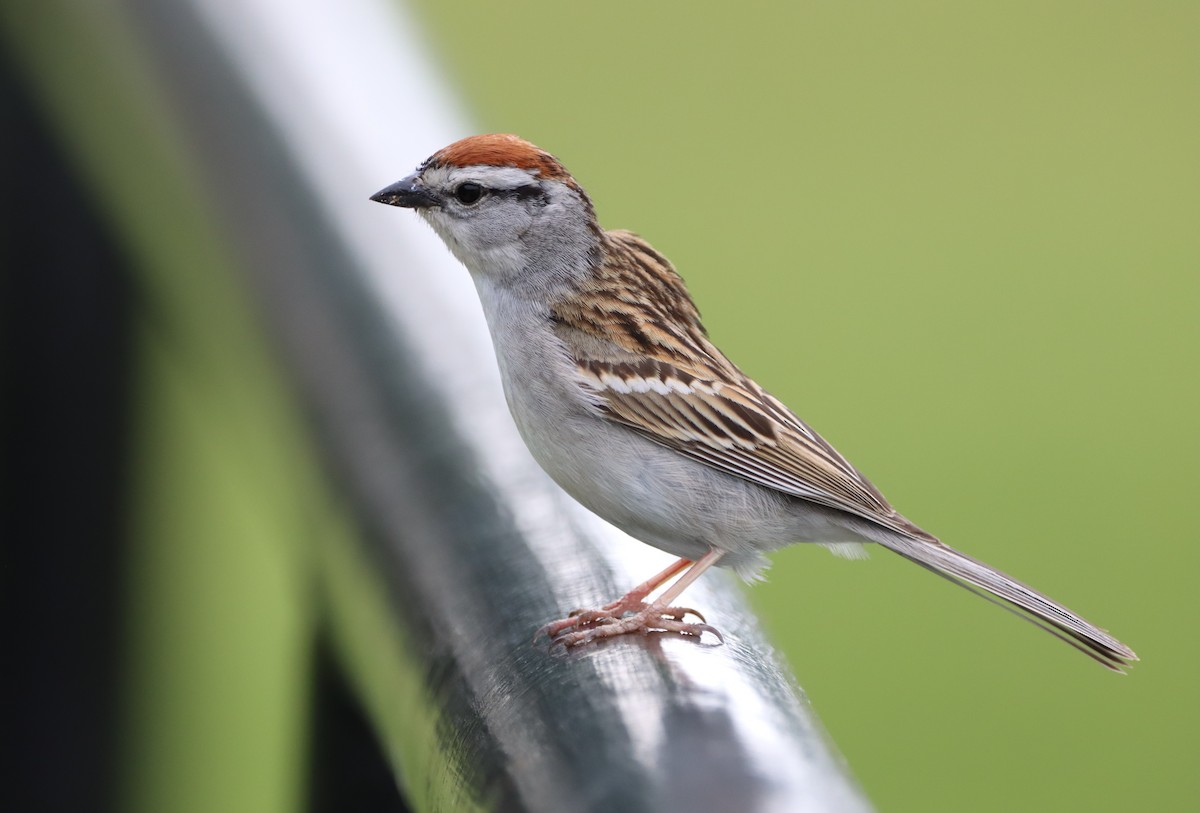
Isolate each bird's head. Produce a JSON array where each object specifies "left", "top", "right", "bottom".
[{"left": 371, "top": 134, "right": 602, "bottom": 291}]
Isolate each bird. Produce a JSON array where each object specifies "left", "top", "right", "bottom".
[{"left": 370, "top": 134, "right": 1137, "bottom": 671}]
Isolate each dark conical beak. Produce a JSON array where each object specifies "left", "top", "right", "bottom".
[{"left": 370, "top": 173, "right": 439, "bottom": 208}]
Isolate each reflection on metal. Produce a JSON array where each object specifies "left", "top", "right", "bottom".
[{"left": 120, "top": 0, "right": 873, "bottom": 809}]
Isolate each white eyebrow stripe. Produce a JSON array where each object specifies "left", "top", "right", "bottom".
[{"left": 446, "top": 165, "right": 541, "bottom": 190}]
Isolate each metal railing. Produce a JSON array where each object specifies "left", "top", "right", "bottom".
[{"left": 3, "top": 1, "right": 872, "bottom": 810}]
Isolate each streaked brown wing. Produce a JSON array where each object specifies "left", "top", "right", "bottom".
[{"left": 576, "top": 357, "right": 916, "bottom": 533}]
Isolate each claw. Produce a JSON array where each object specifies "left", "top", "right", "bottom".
[
  {"left": 661, "top": 606, "right": 705, "bottom": 623},
  {"left": 569, "top": 609, "right": 618, "bottom": 627},
  {"left": 657, "top": 619, "right": 723, "bottom": 644},
  {"left": 535, "top": 608, "right": 617, "bottom": 644},
  {"left": 535, "top": 614, "right": 588, "bottom": 643}
]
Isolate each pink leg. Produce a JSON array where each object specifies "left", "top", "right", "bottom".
[
  {"left": 540, "top": 550, "right": 727, "bottom": 647},
  {"left": 651, "top": 549, "right": 724, "bottom": 609},
  {"left": 613, "top": 557, "right": 693, "bottom": 606}
]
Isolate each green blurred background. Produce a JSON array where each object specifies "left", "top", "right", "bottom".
[
  {"left": 409, "top": 1, "right": 1197, "bottom": 810},
  {"left": 4, "top": 1, "right": 1196, "bottom": 812}
]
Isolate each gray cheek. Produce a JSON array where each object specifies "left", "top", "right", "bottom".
[
  {"left": 485, "top": 208, "right": 534, "bottom": 243},
  {"left": 449, "top": 208, "right": 524, "bottom": 250},
  {"left": 515, "top": 209, "right": 537, "bottom": 239}
]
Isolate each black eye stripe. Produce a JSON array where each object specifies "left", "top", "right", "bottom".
[
  {"left": 513, "top": 184, "right": 544, "bottom": 200},
  {"left": 498, "top": 184, "right": 547, "bottom": 204},
  {"left": 452, "top": 182, "right": 547, "bottom": 206}
]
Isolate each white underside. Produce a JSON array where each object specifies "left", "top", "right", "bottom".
[{"left": 473, "top": 276, "right": 874, "bottom": 580}]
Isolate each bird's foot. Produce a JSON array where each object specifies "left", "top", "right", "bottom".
[
  {"left": 536, "top": 595, "right": 702, "bottom": 641},
  {"left": 538, "top": 602, "right": 721, "bottom": 648}
]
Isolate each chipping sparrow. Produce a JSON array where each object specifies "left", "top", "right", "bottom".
[{"left": 371, "top": 134, "right": 1136, "bottom": 671}]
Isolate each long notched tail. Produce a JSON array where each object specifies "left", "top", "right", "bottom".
[{"left": 877, "top": 535, "right": 1138, "bottom": 672}]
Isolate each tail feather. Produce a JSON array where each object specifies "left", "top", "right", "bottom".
[{"left": 877, "top": 535, "right": 1138, "bottom": 672}]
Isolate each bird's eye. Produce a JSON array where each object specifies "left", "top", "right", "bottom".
[{"left": 454, "top": 182, "right": 484, "bottom": 205}]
